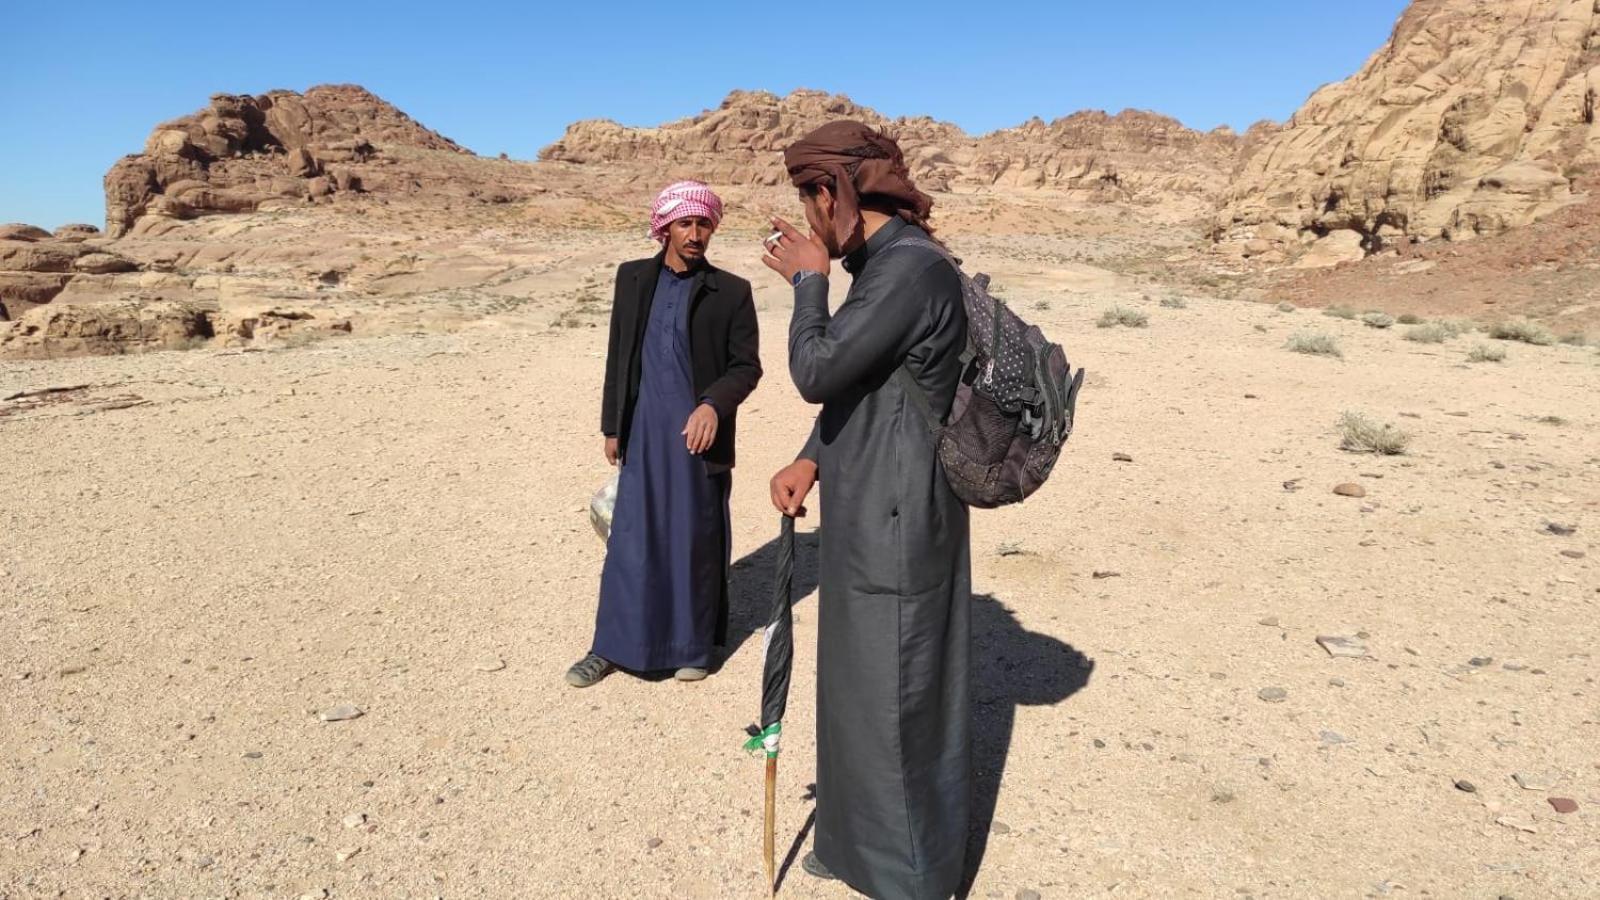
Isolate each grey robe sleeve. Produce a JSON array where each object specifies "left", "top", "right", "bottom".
[
  {"left": 788, "top": 260, "right": 935, "bottom": 405},
  {"left": 797, "top": 416, "right": 822, "bottom": 465}
]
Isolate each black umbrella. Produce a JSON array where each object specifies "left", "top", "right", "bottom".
[{"left": 744, "top": 514, "right": 797, "bottom": 895}]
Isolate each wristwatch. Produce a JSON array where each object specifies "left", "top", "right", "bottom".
[{"left": 791, "top": 270, "right": 823, "bottom": 288}]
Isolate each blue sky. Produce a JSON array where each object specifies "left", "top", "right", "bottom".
[{"left": 1, "top": 1, "right": 1411, "bottom": 229}]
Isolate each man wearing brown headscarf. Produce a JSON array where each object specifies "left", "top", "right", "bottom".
[{"left": 762, "top": 121, "right": 971, "bottom": 900}]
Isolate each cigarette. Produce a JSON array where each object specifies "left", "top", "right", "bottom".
[{"left": 764, "top": 231, "right": 784, "bottom": 248}]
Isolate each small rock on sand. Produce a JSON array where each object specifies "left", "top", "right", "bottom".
[
  {"left": 1259, "top": 616, "right": 1280, "bottom": 627},
  {"left": 1495, "top": 816, "right": 1537, "bottom": 834},
  {"left": 1112, "top": 452, "right": 1133, "bottom": 462},
  {"left": 342, "top": 813, "right": 367, "bottom": 829},
  {"left": 1454, "top": 780, "right": 1477, "bottom": 793},
  {"left": 1512, "top": 771, "right": 1558, "bottom": 791},
  {"left": 1549, "top": 797, "right": 1578, "bottom": 814},
  {"left": 1316, "top": 635, "right": 1369, "bottom": 658},
  {"left": 1258, "top": 687, "right": 1288, "bottom": 703},
  {"left": 1333, "top": 483, "right": 1367, "bottom": 498},
  {"left": 319, "top": 704, "right": 364, "bottom": 722},
  {"left": 474, "top": 656, "right": 506, "bottom": 673}
]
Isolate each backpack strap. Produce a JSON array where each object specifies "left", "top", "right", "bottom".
[
  {"left": 879, "top": 234, "right": 966, "bottom": 435},
  {"left": 894, "top": 367, "right": 942, "bottom": 433}
]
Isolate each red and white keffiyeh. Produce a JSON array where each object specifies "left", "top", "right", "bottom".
[{"left": 649, "top": 180, "right": 723, "bottom": 243}]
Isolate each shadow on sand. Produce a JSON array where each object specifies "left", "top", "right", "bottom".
[
  {"left": 959, "top": 592, "right": 1094, "bottom": 896},
  {"left": 719, "top": 523, "right": 821, "bottom": 668}
]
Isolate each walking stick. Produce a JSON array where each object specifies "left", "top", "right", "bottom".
[
  {"left": 764, "top": 753, "right": 778, "bottom": 896},
  {"left": 745, "top": 514, "right": 796, "bottom": 896}
]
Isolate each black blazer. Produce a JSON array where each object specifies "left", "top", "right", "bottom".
[{"left": 601, "top": 253, "right": 761, "bottom": 469}]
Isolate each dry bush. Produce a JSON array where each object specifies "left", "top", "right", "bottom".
[
  {"left": 1160, "top": 296, "right": 1188, "bottom": 309},
  {"left": 1397, "top": 313, "right": 1423, "bottom": 325},
  {"left": 1489, "top": 319, "right": 1555, "bottom": 346},
  {"left": 1285, "top": 331, "right": 1342, "bottom": 358},
  {"left": 1276, "top": 301, "right": 1296, "bottom": 313},
  {"left": 1338, "top": 411, "right": 1410, "bottom": 455},
  {"left": 1467, "top": 343, "right": 1507, "bottom": 363},
  {"left": 1323, "top": 306, "right": 1357, "bottom": 320},
  {"left": 1097, "top": 306, "right": 1149, "bottom": 329},
  {"left": 1362, "top": 312, "right": 1396, "bottom": 329},
  {"left": 1404, "top": 323, "right": 1452, "bottom": 344},
  {"left": 1436, "top": 318, "right": 1477, "bottom": 337},
  {"left": 1559, "top": 332, "right": 1588, "bottom": 347}
]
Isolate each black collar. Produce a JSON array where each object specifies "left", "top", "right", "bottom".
[{"left": 843, "top": 216, "right": 911, "bottom": 275}]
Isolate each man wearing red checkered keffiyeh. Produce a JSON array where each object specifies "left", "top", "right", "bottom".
[
  {"left": 566, "top": 180, "right": 761, "bottom": 690},
  {"left": 648, "top": 180, "right": 724, "bottom": 244}
]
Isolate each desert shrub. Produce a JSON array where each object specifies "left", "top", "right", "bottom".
[
  {"left": 1362, "top": 312, "right": 1396, "bottom": 329},
  {"left": 1559, "top": 332, "right": 1588, "bottom": 347},
  {"left": 1097, "top": 306, "right": 1149, "bottom": 328},
  {"left": 1488, "top": 319, "right": 1556, "bottom": 346},
  {"left": 1323, "top": 306, "right": 1358, "bottom": 320},
  {"left": 1160, "top": 296, "right": 1188, "bottom": 309},
  {"left": 1338, "top": 411, "right": 1410, "bottom": 455},
  {"left": 1467, "top": 343, "right": 1507, "bottom": 363},
  {"left": 1404, "top": 323, "right": 1452, "bottom": 344},
  {"left": 1285, "top": 332, "right": 1342, "bottom": 358},
  {"left": 1276, "top": 301, "right": 1296, "bottom": 313},
  {"left": 1397, "top": 313, "right": 1423, "bottom": 325},
  {"left": 1436, "top": 318, "right": 1476, "bottom": 337},
  {"left": 1537, "top": 415, "right": 1568, "bottom": 426}
]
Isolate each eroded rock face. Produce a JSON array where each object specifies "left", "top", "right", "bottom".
[
  {"left": 0, "top": 225, "right": 138, "bottom": 320},
  {"left": 0, "top": 300, "right": 214, "bottom": 358},
  {"left": 103, "top": 84, "right": 472, "bottom": 237},
  {"left": 540, "top": 89, "right": 1242, "bottom": 203},
  {"left": 1219, "top": 0, "right": 1600, "bottom": 249}
]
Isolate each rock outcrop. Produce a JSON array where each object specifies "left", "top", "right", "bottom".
[
  {"left": 103, "top": 84, "right": 473, "bottom": 237},
  {"left": 1218, "top": 0, "right": 1600, "bottom": 250},
  {"left": 541, "top": 89, "right": 1242, "bottom": 203},
  {"left": 0, "top": 224, "right": 137, "bottom": 321},
  {"left": 0, "top": 300, "right": 215, "bottom": 358}
]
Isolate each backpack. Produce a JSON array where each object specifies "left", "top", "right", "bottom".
[{"left": 889, "top": 237, "right": 1085, "bottom": 509}]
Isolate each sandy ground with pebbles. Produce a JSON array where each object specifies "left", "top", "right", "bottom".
[{"left": 3, "top": 228, "right": 1599, "bottom": 899}]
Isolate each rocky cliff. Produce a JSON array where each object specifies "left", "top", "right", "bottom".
[
  {"left": 103, "top": 84, "right": 475, "bottom": 237},
  {"left": 540, "top": 89, "right": 1242, "bottom": 203},
  {"left": 1218, "top": 0, "right": 1600, "bottom": 249}
]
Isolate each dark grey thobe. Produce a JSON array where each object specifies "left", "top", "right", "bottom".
[{"left": 792, "top": 217, "right": 972, "bottom": 900}]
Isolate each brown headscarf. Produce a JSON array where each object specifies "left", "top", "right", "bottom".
[{"left": 783, "top": 121, "right": 935, "bottom": 249}]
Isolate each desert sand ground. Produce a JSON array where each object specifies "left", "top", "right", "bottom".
[{"left": 3, "top": 220, "right": 1599, "bottom": 899}]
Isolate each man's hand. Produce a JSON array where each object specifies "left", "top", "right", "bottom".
[
  {"left": 769, "top": 459, "right": 818, "bottom": 518},
  {"left": 604, "top": 436, "right": 620, "bottom": 466},
  {"left": 683, "top": 404, "right": 718, "bottom": 454},
  {"left": 761, "top": 216, "right": 830, "bottom": 284}
]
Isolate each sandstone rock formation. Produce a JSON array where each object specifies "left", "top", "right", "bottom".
[
  {"left": 541, "top": 89, "right": 1242, "bottom": 203},
  {"left": 0, "top": 300, "right": 214, "bottom": 358},
  {"left": 0, "top": 225, "right": 137, "bottom": 321},
  {"left": 103, "top": 84, "right": 473, "bottom": 237},
  {"left": 1218, "top": 0, "right": 1600, "bottom": 249}
]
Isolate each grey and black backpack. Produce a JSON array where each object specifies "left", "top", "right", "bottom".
[{"left": 891, "top": 237, "right": 1085, "bottom": 509}]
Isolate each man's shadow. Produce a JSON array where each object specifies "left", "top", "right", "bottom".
[
  {"left": 719, "top": 524, "right": 821, "bottom": 667},
  {"left": 960, "top": 592, "right": 1094, "bottom": 896}
]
